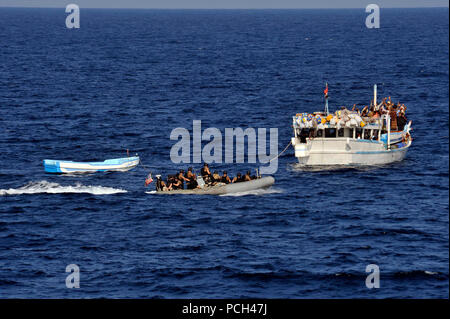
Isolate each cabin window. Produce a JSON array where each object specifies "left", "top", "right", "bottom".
[
  {"left": 364, "top": 129, "right": 371, "bottom": 140},
  {"left": 356, "top": 128, "right": 362, "bottom": 139},
  {"left": 373, "top": 129, "right": 379, "bottom": 140},
  {"left": 300, "top": 134, "right": 307, "bottom": 143},
  {"left": 325, "top": 128, "right": 336, "bottom": 138},
  {"left": 316, "top": 129, "right": 323, "bottom": 137},
  {"left": 348, "top": 128, "right": 354, "bottom": 138},
  {"left": 299, "top": 129, "right": 312, "bottom": 143},
  {"left": 338, "top": 128, "right": 345, "bottom": 137}
]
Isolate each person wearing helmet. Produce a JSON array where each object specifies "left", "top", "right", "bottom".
[
  {"left": 221, "top": 171, "right": 231, "bottom": 184},
  {"left": 232, "top": 173, "right": 243, "bottom": 183}
]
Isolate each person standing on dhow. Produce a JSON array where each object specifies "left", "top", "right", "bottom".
[{"left": 324, "top": 82, "right": 329, "bottom": 115}]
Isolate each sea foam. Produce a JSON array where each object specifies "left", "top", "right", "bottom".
[{"left": 0, "top": 181, "right": 127, "bottom": 196}]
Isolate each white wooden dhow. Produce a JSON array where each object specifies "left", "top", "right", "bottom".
[{"left": 291, "top": 85, "right": 412, "bottom": 166}]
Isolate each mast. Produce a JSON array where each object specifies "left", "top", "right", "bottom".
[{"left": 374, "top": 84, "right": 377, "bottom": 107}]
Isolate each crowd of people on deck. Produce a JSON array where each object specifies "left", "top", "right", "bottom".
[
  {"left": 155, "top": 163, "right": 258, "bottom": 191},
  {"left": 295, "top": 96, "right": 409, "bottom": 132},
  {"left": 353, "top": 96, "right": 408, "bottom": 130}
]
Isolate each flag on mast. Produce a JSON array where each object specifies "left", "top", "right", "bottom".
[
  {"left": 145, "top": 173, "right": 153, "bottom": 186},
  {"left": 324, "top": 83, "right": 328, "bottom": 98}
]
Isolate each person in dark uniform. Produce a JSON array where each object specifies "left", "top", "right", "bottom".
[
  {"left": 185, "top": 167, "right": 196, "bottom": 180},
  {"left": 176, "top": 169, "right": 189, "bottom": 190},
  {"left": 201, "top": 163, "right": 212, "bottom": 184},
  {"left": 185, "top": 167, "right": 198, "bottom": 189},
  {"left": 166, "top": 175, "right": 174, "bottom": 190},
  {"left": 171, "top": 176, "right": 182, "bottom": 190},
  {"left": 221, "top": 171, "right": 231, "bottom": 184},
  {"left": 155, "top": 175, "right": 167, "bottom": 191},
  {"left": 243, "top": 171, "right": 252, "bottom": 181},
  {"left": 232, "top": 173, "right": 243, "bottom": 183}
]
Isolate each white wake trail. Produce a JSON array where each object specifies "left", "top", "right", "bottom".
[
  {"left": 0, "top": 181, "right": 127, "bottom": 196},
  {"left": 219, "top": 187, "right": 283, "bottom": 197}
]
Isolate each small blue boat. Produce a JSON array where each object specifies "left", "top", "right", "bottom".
[{"left": 43, "top": 156, "right": 140, "bottom": 174}]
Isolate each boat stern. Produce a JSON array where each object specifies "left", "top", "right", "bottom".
[
  {"left": 43, "top": 160, "right": 62, "bottom": 173},
  {"left": 292, "top": 137, "right": 311, "bottom": 159}
]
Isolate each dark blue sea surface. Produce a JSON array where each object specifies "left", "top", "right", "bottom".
[{"left": 0, "top": 8, "right": 448, "bottom": 298}]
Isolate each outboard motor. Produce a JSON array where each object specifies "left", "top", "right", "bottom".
[{"left": 196, "top": 175, "right": 205, "bottom": 188}]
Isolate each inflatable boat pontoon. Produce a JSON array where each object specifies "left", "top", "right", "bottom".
[{"left": 154, "top": 176, "right": 275, "bottom": 195}]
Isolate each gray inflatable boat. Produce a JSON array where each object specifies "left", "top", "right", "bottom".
[{"left": 155, "top": 176, "right": 275, "bottom": 195}]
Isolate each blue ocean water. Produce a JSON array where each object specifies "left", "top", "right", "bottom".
[{"left": 0, "top": 8, "right": 448, "bottom": 298}]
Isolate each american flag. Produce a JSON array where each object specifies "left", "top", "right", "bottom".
[{"left": 145, "top": 173, "right": 153, "bottom": 186}]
